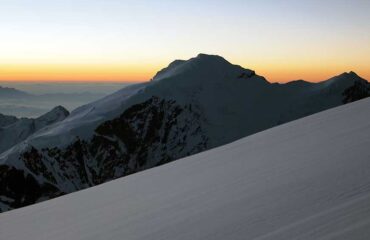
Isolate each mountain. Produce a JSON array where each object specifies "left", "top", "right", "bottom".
[
  {"left": 1, "top": 97, "right": 369, "bottom": 239},
  {"left": 0, "top": 86, "right": 31, "bottom": 99},
  {"left": 0, "top": 54, "right": 369, "bottom": 212},
  {"left": 0, "top": 106, "right": 69, "bottom": 154},
  {"left": 0, "top": 113, "right": 18, "bottom": 128}
]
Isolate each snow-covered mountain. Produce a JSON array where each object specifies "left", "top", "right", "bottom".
[
  {"left": 0, "top": 54, "right": 369, "bottom": 212},
  {"left": 0, "top": 106, "right": 69, "bottom": 154},
  {"left": 1, "top": 97, "right": 370, "bottom": 240},
  {"left": 0, "top": 113, "right": 18, "bottom": 128}
]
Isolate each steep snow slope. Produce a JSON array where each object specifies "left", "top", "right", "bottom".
[
  {"left": 1, "top": 97, "right": 370, "bottom": 240},
  {"left": 0, "top": 54, "right": 369, "bottom": 212},
  {"left": 0, "top": 106, "right": 69, "bottom": 154}
]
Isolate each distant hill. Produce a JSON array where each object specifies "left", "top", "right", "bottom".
[{"left": 0, "top": 86, "right": 31, "bottom": 99}]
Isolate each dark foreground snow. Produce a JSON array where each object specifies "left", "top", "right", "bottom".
[{"left": 1, "top": 98, "right": 370, "bottom": 240}]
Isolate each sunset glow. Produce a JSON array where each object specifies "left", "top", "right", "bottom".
[
  {"left": 0, "top": 0, "right": 369, "bottom": 82},
  {"left": 0, "top": 64, "right": 159, "bottom": 82}
]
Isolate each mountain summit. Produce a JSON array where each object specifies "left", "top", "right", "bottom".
[
  {"left": 0, "top": 54, "right": 369, "bottom": 212},
  {"left": 152, "top": 54, "right": 257, "bottom": 83}
]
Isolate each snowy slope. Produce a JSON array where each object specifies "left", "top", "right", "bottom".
[
  {"left": 0, "top": 54, "right": 369, "bottom": 212},
  {"left": 0, "top": 113, "right": 18, "bottom": 128},
  {"left": 1, "top": 97, "right": 370, "bottom": 240},
  {"left": 0, "top": 106, "right": 69, "bottom": 154}
]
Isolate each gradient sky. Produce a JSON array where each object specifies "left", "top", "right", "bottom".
[{"left": 0, "top": 0, "right": 369, "bottom": 82}]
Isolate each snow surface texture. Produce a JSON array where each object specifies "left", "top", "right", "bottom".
[
  {"left": 0, "top": 54, "right": 369, "bottom": 212},
  {"left": 1, "top": 97, "right": 370, "bottom": 240}
]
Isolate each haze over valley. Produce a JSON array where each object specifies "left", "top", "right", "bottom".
[{"left": 0, "top": 82, "right": 130, "bottom": 117}]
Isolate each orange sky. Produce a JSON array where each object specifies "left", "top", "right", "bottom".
[
  {"left": 1, "top": 1, "right": 368, "bottom": 83},
  {"left": 0, "top": 61, "right": 368, "bottom": 83},
  {"left": 0, "top": 64, "right": 158, "bottom": 82}
]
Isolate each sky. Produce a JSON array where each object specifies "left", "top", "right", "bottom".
[{"left": 0, "top": 0, "right": 369, "bottom": 82}]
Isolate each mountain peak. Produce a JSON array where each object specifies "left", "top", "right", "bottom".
[
  {"left": 319, "top": 71, "right": 368, "bottom": 91},
  {"left": 190, "top": 53, "right": 234, "bottom": 67},
  {"left": 286, "top": 79, "right": 313, "bottom": 86},
  {"left": 51, "top": 105, "right": 69, "bottom": 114},
  {"left": 337, "top": 71, "right": 360, "bottom": 78},
  {"left": 195, "top": 53, "right": 229, "bottom": 62},
  {"left": 152, "top": 53, "right": 253, "bottom": 82},
  {"left": 330, "top": 71, "right": 366, "bottom": 82},
  {"left": 37, "top": 105, "right": 69, "bottom": 123},
  {"left": 49, "top": 105, "right": 70, "bottom": 118}
]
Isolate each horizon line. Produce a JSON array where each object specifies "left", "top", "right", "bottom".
[{"left": 0, "top": 72, "right": 367, "bottom": 84}]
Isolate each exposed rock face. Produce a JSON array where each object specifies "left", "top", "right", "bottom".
[
  {"left": 90, "top": 96, "right": 208, "bottom": 180},
  {"left": 0, "top": 165, "right": 62, "bottom": 211},
  {"left": 342, "top": 80, "right": 370, "bottom": 103},
  {"left": 2, "top": 97, "right": 208, "bottom": 206}
]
